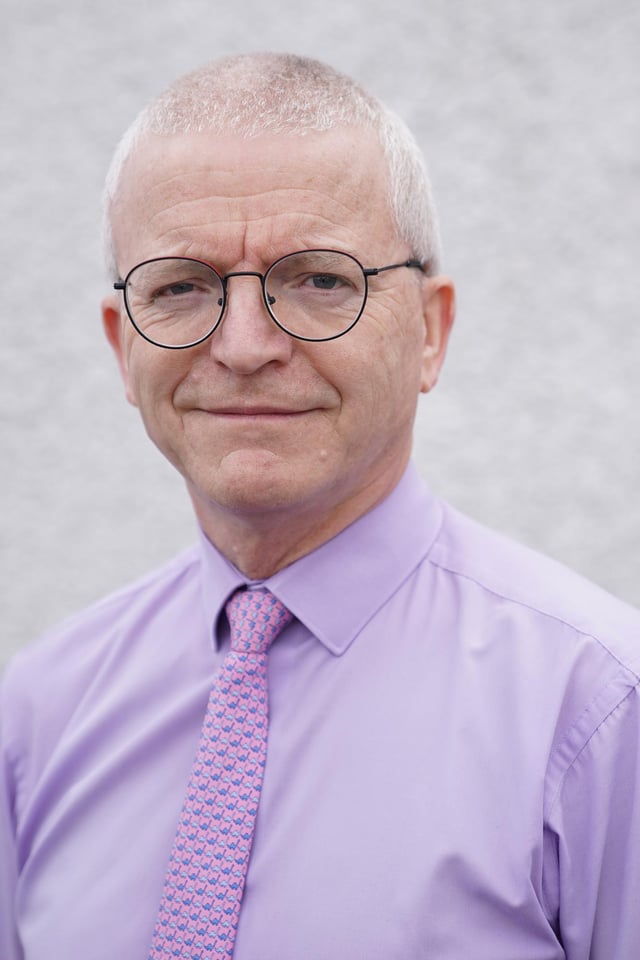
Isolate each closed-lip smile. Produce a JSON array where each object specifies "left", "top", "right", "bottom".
[{"left": 203, "top": 406, "right": 313, "bottom": 417}]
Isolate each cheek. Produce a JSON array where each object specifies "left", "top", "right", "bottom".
[
  {"left": 123, "top": 354, "right": 187, "bottom": 440},
  {"left": 125, "top": 339, "right": 186, "bottom": 400},
  {"left": 362, "top": 314, "right": 425, "bottom": 401},
  {"left": 332, "top": 330, "right": 423, "bottom": 443}
]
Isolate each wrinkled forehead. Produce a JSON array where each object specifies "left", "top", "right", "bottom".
[
  {"left": 117, "top": 126, "right": 387, "bottom": 199},
  {"left": 109, "top": 126, "right": 398, "bottom": 265}
]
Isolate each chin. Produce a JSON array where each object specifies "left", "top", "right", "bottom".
[{"left": 187, "top": 450, "right": 326, "bottom": 517}]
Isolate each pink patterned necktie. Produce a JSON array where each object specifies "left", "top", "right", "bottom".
[{"left": 148, "top": 587, "right": 293, "bottom": 959}]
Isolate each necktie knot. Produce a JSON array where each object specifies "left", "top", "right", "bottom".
[{"left": 225, "top": 587, "right": 293, "bottom": 655}]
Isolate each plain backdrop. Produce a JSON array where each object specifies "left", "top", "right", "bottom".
[{"left": 2, "top": 0, "right": 639, "bottom": 667}]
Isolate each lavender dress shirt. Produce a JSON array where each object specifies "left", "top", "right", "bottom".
[{"left": 2, "top": 464, "right": 640, "bottom": 959}]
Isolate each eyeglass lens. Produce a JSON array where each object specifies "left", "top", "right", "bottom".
[{"left": 123, "top": 251, "right": 367, "bottom": 347}]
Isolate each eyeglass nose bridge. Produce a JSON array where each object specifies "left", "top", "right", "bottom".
[{"left": 219, "top": 270, "right": 277, "bottom": 311}]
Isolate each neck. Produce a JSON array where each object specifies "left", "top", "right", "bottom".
[{"left": 188, "top": 466, "right": 405, "bottom": 579}]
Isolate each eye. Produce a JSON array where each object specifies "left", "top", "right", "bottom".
[
  {"left": 154, "top": 280, "right": 200, "bottom": 299},
  {"left": 307, "top": 273, "right": 343, "bottom": 290},
  {"left": 265, "top": 252, "right": 364, "bottom": 311},
  {"left": 298, "top": 272, "right": 356, "bottom": 294}
]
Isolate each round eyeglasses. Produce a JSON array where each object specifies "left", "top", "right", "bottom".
[{"left": 113, "top": 249, "right": 425, "bottom": 347}]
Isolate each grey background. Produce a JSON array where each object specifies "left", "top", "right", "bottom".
[{"left": 2, "top": 0, "right": 639, "bottom": 667}]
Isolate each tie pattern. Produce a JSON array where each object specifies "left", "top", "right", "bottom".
[{"left": 148, "top": 588, "right": 292, "bottom": 958}]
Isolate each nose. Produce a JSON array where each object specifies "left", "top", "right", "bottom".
[{"left": 209, "top": 272, "right": 293, "bottom": 374}]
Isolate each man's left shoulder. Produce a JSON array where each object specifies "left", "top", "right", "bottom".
[{"left": 428, "top": 499, "right": 640, "bottom": 672}]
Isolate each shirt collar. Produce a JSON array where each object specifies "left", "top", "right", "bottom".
[{"left": 198, "top": 462, "right": 442, "bottom": 656}]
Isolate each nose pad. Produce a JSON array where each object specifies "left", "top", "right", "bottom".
[
  {"left": 219, "top": 271, "right": 270, "bottom": 322},
  {"left": 218, "top": 271, "right": 285, "bottom": 334},
  {"left": 210, "top": 271, "right": 293, "bottom": 371}
]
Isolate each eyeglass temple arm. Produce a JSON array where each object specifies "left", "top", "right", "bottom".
[{"left": 363, "top": 259, "right": 426, "bottom": 277}]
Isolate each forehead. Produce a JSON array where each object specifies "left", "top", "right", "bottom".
[{"left": 111, "top": 127, "right": 399, "bottom": 270}]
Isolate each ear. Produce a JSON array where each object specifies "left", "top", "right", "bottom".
[
  {"left": 419, "top": 276, "right": 455, "bottom": 394},
  {"left": 101, "top": 294, "right": 138, "bottom": 407}
]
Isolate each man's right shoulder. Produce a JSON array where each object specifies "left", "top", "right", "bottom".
[{"left": 2, "top": 544, "right": 202, "bottom": 709}]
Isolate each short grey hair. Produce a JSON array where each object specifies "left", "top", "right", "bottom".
[{"left": 102, "top": 52, "right": 442, "bottom": 278}]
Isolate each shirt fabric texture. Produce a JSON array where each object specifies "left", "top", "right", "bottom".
[{"left": 2, "top": 463, "right": 640, "bottom": 959}]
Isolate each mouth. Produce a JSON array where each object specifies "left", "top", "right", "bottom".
[{"left": 200, "top": 406, "right": 314, "bottom": 419}]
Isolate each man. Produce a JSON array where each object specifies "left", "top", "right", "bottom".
[{"left": 1, "top": 53, "right": 639, "bottom": 960}]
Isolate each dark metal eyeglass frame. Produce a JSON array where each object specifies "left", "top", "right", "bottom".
[{"left": 113, "top": 249, "right": 426, "bottom": 348}]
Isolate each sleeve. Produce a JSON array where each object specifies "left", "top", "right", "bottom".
[
  {"left": 0, "top": 666, "right": 25, "bottom": 960},
  {"left": 547, "top": 676, "right": 640, "bottom": 959}
]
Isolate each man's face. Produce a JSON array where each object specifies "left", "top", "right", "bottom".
[{"left": 103, "top": 127, "right": 453, "bottom": 553}]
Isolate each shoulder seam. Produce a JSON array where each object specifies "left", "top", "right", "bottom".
[
  {"left": 427, "top": 548, "right": 640, "bottom": 681},
  {"left": 545, "top": 677, "right": 640, "bottom": 818}
]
